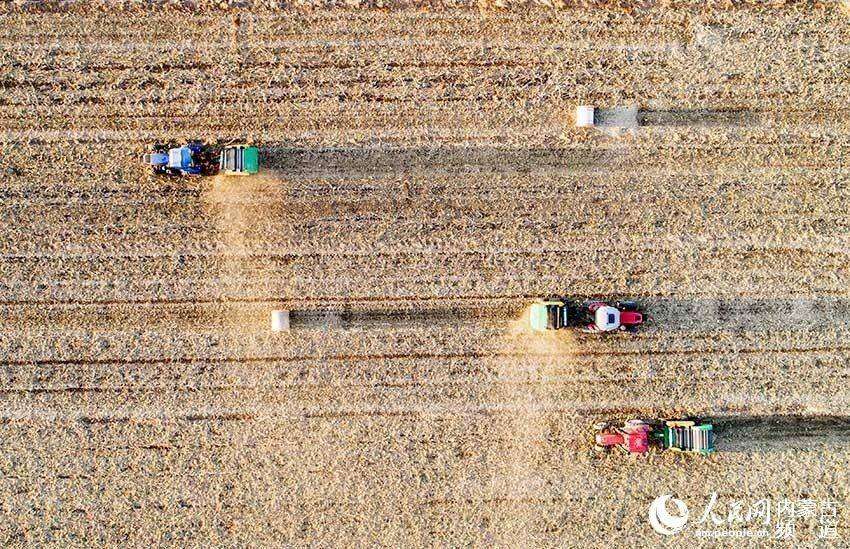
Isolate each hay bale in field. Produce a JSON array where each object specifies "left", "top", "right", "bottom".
[
  {"left": 575, "top": 105, "right": 595, "bottom": 127},
  {"left": 270, "top": 310, "right": 290, "bottom": 332}
]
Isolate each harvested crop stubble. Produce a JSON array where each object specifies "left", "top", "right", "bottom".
[{"left": 1, "top": 2, "right": 849, "bottom": 546}]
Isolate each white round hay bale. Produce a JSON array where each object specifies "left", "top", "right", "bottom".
[
  {"left": 270, "top": 310, "right": 290, "bottom": 332},
  {"left": 575, "top": 105, "right": 595, "bottom": 127}
]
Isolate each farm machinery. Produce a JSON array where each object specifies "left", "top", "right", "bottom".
[
  {"left": 143, "top": 142, "right": 259, "bottom": 177},
  {"left": 594, "top": 419, "right": 715, "bottom": 456},
  {"left": 219, "top": 145, "right": 259, "bottom": 176},
  {"left": 529, "top": 298, "right": 644, "bottom": 333}
]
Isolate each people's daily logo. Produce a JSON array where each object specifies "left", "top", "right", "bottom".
[
  {"left": 648, "top": 495, "right": 689, "bottom": 535},
  {"left": 647, "top": 493, "right": 839, "bottom": 540}
]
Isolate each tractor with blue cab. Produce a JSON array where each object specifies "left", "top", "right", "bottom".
[{"left": 143, "top": 142, "right": 259, "bottom": 177}]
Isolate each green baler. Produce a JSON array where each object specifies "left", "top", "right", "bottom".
[
  {"left": 219, "top": 145, "right": 259, "bottom": 176},
  {"left": 529, "top": 300, "right": 568, "bottom": 331},
  {"left": 655, "top": 420, "right": 715, "bottom": 455}
]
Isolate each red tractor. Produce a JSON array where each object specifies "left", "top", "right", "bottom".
[
  {"left": 594, "top": 420, "right": 652, "bottom": 454},
  {"left": 529, "top": 299, "right": 645, "bottom": 333},
  {"left": 581, "top": 301, "right": 644, "bottom": 333}
]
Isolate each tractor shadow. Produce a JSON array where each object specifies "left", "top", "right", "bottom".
[
  {"left": 635, "top": 296, "right": 850, "bottom": 335},
  {"left": 714, "top": 415, "right": 850, "bottom": 453},
  {"left": 257, "top": 146, "right": 620, "bottom": 177},
  {"left": 283, "top": 296, "right": 850, "bottom": 334}
]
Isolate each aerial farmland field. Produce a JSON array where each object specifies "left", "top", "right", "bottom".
[{"left": 1, "top": 1, "right": 849, "bottom": 546}]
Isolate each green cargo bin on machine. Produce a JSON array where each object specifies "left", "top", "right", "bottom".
[{"left": 219, "top": 145, "right": 259, "bottom": 176}]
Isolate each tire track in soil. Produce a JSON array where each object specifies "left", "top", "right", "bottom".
[
  {"left": 9, "top": 289, "right": 850, "bottom": 307},
  {"left": 5, "top": 344, "right": 850, "bottom": 368},
  {"left": 198, "top": 172, "right": 309, "bottom": 508},
  {"left": 17, "top": 417, "right": 849, "bottom": 455},
  {"left": 0, "top": 293, "right": 540, "bottom": 306},
  {"left": 5, "top": 370, "right": 849, "bottom": 396},
  {"left": 203, "top": 174, "right": 251, "bottom": 299},
  {"left": 4, "top": 414, "right": 848, "bottom": 459}
]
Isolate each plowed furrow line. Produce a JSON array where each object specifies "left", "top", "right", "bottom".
[
  {"left": 3, "top": 370, "right": 848, "bottom": 395},
  {"left": 5, "top": 288, "right": 850, "bottom": 307},
  {"left": 6, "top": 244, "right": 850, "bottom": 262},
  {"left": 0, "top": 405, "right": 719, "bottom": 423},
  {"left": 4, "top": 346, "right": 849, "bottom": 368}
]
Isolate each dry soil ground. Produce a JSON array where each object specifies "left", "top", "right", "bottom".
[{"left": 1, "top": 1, "right": 849, "bottom": 547}]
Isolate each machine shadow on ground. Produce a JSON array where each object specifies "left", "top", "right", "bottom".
[
  {"left": 257, "top": 146, "right": 623, "bottom": 177},
  {"left": 714, "top": 415, "right": 850, "bottom": 453},
  {"left": 284, "top": 296, "right": 850, "bottom": 335},
  {"left": 638, "top": 296, "right": 850, "bottom": 334}
]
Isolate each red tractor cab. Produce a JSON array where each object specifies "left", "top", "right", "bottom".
[
  {"left": 595, "top": 420, "right": 651, "bottom": 454},
  {"left": 583, "top": 301, "right": 644, "bottom": 333}
]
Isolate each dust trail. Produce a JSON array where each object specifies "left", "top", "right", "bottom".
[
  {"left": 200, "top": 170, "right": 284, "bottom": 348},
  {"left": 199, "top": 171, "right": 304, "bottom": 515},
  {"left": 203, "top": 170, "right": 282, "bottom": 301},
  {"left": 206, "top": 175, "right": 248, "bottom": 297},
  {"left": 487, "top": 305, "right": 578, "bottom": 546}
]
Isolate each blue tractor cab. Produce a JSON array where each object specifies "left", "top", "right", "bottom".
[
  {"left": 144, "top": 142, "right": 212, "bottom": 176},
  {"left": 167, "top": 146, "right": 202, "bottom": 175}
]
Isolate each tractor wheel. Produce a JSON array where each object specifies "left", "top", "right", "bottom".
[
  {"left": 593, "top": 422, "right": 609, "bottom": 431},
  {"left": 616, "top": 300, "right": 638, "bottom": 311}
]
